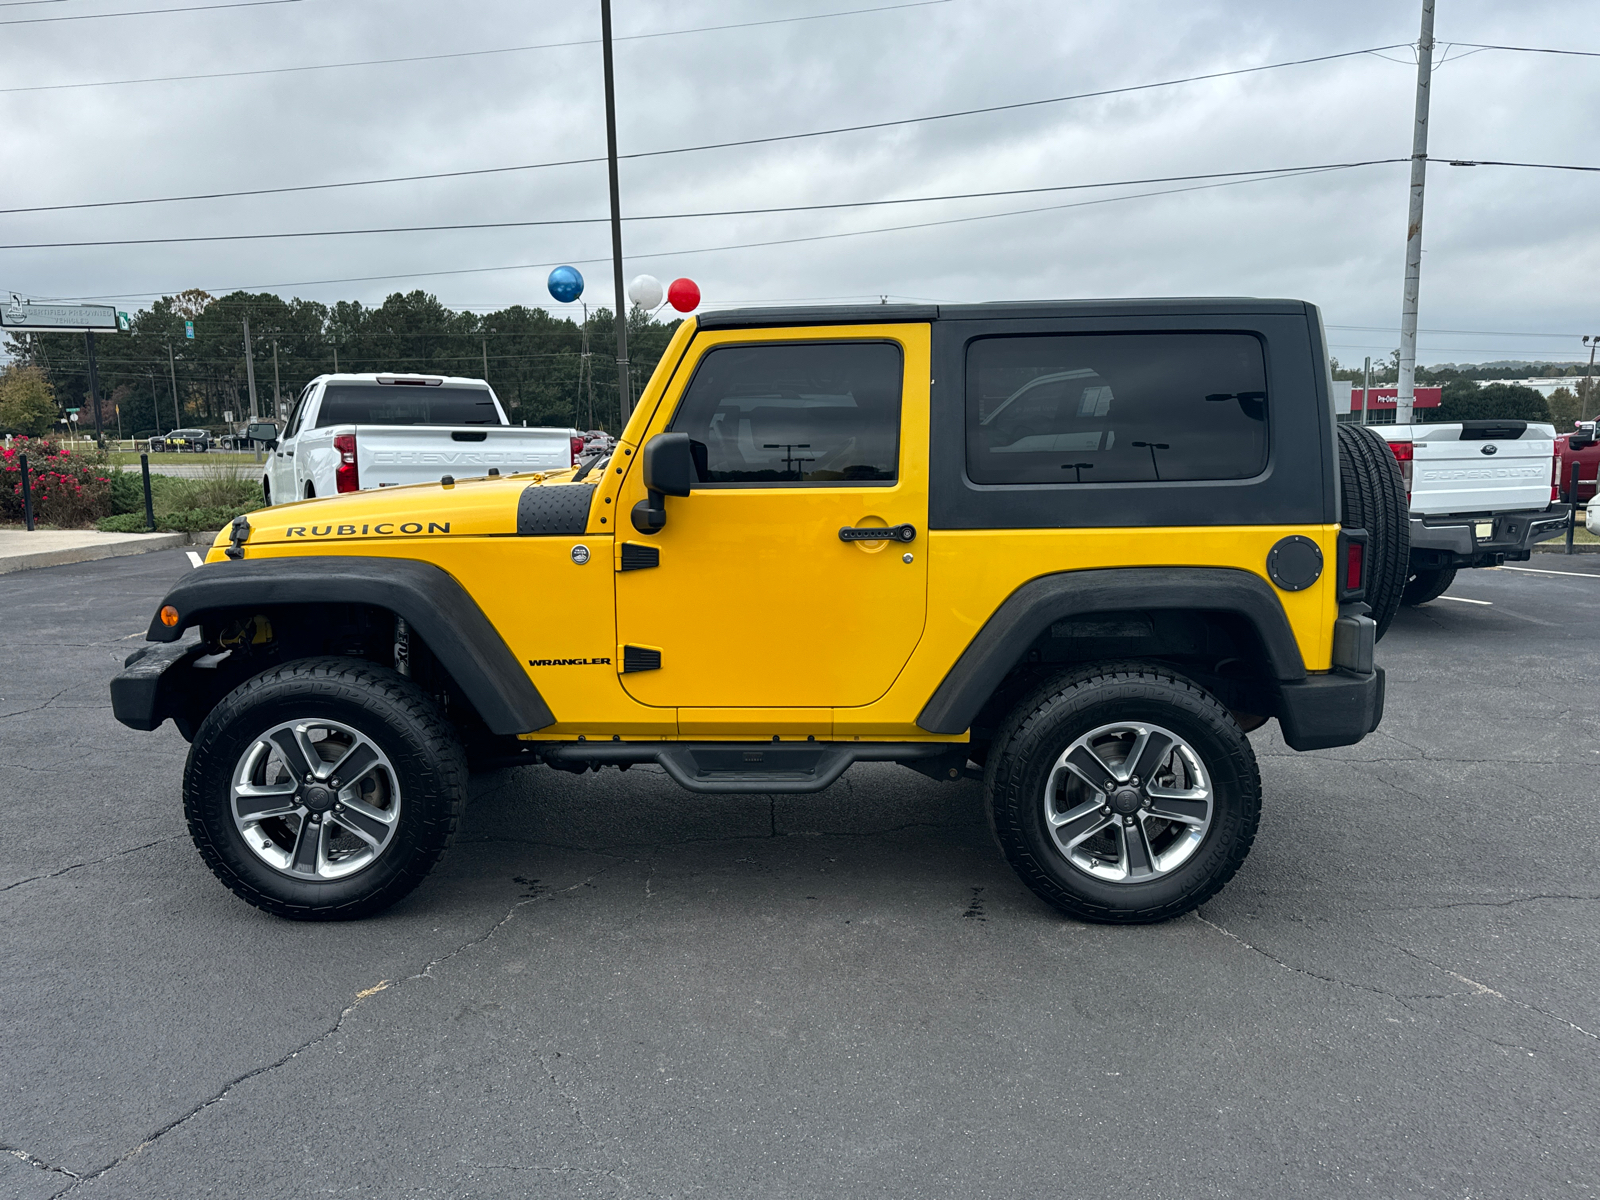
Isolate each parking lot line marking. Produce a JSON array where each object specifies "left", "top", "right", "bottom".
[
  {"left": 185, "top": 551, "right": 204, "bottom": 569},
  {"left": 1437, "top": 595, "right": 1493, "bottom": 606},
  {"left": 1494, "top": 565, "right": 1600, "bottom": 579}
]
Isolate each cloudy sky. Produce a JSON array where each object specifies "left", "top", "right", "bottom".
[{"left": 1, "top": 0, "right": 1595, "bottom": 368}]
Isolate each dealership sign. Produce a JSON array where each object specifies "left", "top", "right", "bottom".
[{"left": 1, "top": 298, "right": 120, "bottom": 334}]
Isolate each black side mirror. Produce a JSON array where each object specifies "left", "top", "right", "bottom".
[
  {"left": 1572, "top": 436, "right": 1594, "bottom": 452},
  {"left": 632, "top": 432, "right": 698, "bottom": 534}
]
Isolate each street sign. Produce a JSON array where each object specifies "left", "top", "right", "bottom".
[
  {"left": 223, "top": 410, "right": 233, "bottom": 423},
  {"left": 116, "top": 311, "right": 131, "bottom": 332},
  {"left": 185, "top": 320, "right": 194, "bottom": 340},
  {"left": 64, "top": 407, "right": 81, "bottom": 413},
  {"left": 0, "top": 299, "right": 120, "bottom": 334}
]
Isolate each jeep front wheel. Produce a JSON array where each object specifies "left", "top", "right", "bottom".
[
  {"left": 988, "top": 664, "right": 1260, "bottom": 924},
  {"left": 183, "top": 657, "right": 466, "bottom": 920}
]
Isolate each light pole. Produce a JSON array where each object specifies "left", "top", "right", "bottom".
[{"left": 1583, "top": 335, "right": 1599, "bottom": 420}]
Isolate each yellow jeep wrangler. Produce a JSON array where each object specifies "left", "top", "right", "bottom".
[{"left": 112, "top": 300, "right": 1406, "bottom": 924}]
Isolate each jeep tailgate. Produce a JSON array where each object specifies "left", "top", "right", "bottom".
[{"left": 1391, "top": 422, "right": 1556, "bottom": 515}]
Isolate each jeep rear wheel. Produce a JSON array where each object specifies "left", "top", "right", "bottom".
[
  {"left": 988, "top": 663, "right": 1260, "bottom": 924},
  {"left": 184, "top": 657, "right": 466, "bottom": 920}
]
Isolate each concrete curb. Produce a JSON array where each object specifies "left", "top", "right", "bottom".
[
  {"left": 0, "top": 530, "right": 216, "bottom": 575},
  {"left": 1533, "top": 542, "right": 1600, "bottom": 555}
]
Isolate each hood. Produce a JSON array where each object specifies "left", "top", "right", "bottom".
[{"left": 213, "top": 470, "right": 589, "bottom": 554}]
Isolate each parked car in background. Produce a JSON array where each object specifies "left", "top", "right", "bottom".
[
  {"left": 1385, "top": 419, "right": 1569, "bottom": 605},
  {"left": 148, "top": 428, "right": 212, "bottom": 453},
  {"left": 256, "top": 373, "right": 582, "bottom": 504},
  {"left": 1554, "top": 420, "right": 1598, "bottom": 506}
]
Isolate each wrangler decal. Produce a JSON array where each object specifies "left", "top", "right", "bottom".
[{"left": 528, "top": 657, "right": 612, "bottom": 666}]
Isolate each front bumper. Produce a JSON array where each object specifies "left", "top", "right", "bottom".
[
  {"left": 1277, "top": 666, "right": 1386, "bottom": 752},
  {"left": 1409, "top": 505, "right": 1570, "bottom": 568},
  {"left": 110, "top": 641, "right": 203, "bottom": 731}
]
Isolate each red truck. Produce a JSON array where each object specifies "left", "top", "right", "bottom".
[{"left": 1554, "top": 421, "right": 1599, "bottom": 504}]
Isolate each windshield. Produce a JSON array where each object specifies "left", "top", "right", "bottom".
[{"left": 315, "top": 383, "right": 501, "bottom": 427}]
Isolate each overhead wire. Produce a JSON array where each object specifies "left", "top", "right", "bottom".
[
  {"left": 0, "top": 0, "right": 952, "bottom": 89},
  {"left": 0, "top": 0, "right": 301, "bottom": 24},
  {"left": 0, "top": 44, "right": 1414, "bottom": 215},
  {"left": 0, "top": 160, "right": 1410, "bottom": 250},
  {"left": 14, "top": 159, "right": 1388, "bottom": 302}
]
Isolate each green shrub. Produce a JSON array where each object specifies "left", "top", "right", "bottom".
[
  {"left": 2, "top": 435, "right": 113, "bottom": 525},
  {"left": 96, "top": 504, "right": 258, "bottom": 534},
  {"left": 109, "top": 469, "right": 145, "bottom": 515}
]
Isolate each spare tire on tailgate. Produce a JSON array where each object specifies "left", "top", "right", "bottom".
[{"left": 1337, "top": 424, "right": 1410, "bottom": 641}]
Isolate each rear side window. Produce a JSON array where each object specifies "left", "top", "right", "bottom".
[
  {"left": 670, "top": 341, "right": 902, "bottom": 484},
  {"left": 966, "top": 333, "right": 1268, "bottom": 485},
  {"left": 315, "top": 383, "right": 500, "bottom": 427}
]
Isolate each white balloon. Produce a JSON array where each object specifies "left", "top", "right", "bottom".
[{"left": 627, "top": 274, "right": 664, "bottom": 309}]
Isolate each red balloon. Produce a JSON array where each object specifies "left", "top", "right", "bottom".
[{"left": 667, "top": 277, "right": 701, "bottom": 313}]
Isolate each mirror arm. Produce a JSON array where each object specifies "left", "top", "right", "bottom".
[{"left": 631, "top": 489, "right": 668, "bottom": 535}]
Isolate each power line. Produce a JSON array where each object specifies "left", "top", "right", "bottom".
[
  {"left": 0, "top": 160, "right": 1405, "bottom": 250},
  {"left": 15, "top": 160, "right": 1383, "bottom": 303},
  {"left": 1444, "top": 157, "right": 1600, "bottom": 172},
  {"left": 1449, "top": 41, "right": 1600, "bottom": 59},
  {"left": 0, "top": 0, "right": 301, "bottom": 25},
  {"left": 0, "top": 44, "right": 1412, "bottom": 216},
  {"left": 0, "top": 0, "right": 951, "bottom": 91}
]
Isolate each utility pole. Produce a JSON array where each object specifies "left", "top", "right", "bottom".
[
  {"left": 272, "top": 339, "right": 282, "bottom": 419},
  {"left": 1396, "top": 0, "right": 1435, "bottom": 425},
  {"left": 333, "top": 344, "right": 339, "bottom": 373},
  {"left": 1362, "top": 355, "right": 1373, "bottom": 426},
  {"left": 242, "top": 315, "right": 260, "bottom": 421},
  {"left": 84, "top": 330, "right": 104, "bottom": 445},
  {"left": 482, "top": 335, "right": 490, "bottom": 386},
  {"left": 1582, "top": 335, "right": 1599, "bottom": 421},
  {"left": 168, "top": 343, "right": 180, "bottom": 429},
  {"left": 600, "top": 0, "right": 631, "bottom": 423},
  {"left": 148, "top": 371, "right": 160, "bottom": 436}
]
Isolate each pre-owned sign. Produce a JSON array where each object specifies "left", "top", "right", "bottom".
[{"left": 0, "top": 299, "right": 120, "bottom": 333}]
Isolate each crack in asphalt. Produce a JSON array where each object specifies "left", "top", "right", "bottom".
[
  {"left": 1194, "top": 913, "right": 1453, "bottom": 1003},
  {"left": 0, "top": 836, "right": 187, "bottom": 894},
  {"left": 1376, "top": 893, "right": 1600, "bottom": 913},
  {"left": 0, "top": 688, "right": 70, "bottom": 721},
  {"left": 1378, "top": 941, "right": 1600, "bottom": 1047},
  {"left": 3, "top": 1145, "right": 82, "bottom": 1182},
  {"left": 41, "top": 862, "right": 619, "bottom": 1197}
]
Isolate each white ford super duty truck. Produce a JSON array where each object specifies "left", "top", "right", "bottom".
[
  {"left": 1382, "top": 418, "right": 1569, "bottom": 605},
  {"left": 251, "top": 373, "right": 581, "bottom": 504}
]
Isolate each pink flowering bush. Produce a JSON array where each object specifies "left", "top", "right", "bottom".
[{"left": 1, "top": 436, "right": 113, "bottom": 526}]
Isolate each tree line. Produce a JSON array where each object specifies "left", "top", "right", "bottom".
[{"left": 1, "top": 289, "right": 683, "bottom": 438}]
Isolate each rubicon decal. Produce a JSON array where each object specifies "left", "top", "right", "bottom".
[
  {"left": 285, "top": 521, "right": 451, "bottom": 537},
  {"left": 528, "top": 657, "right": 612, "bottom": 666}
]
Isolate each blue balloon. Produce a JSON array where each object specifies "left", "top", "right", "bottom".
[{"left": 548, "top": 266, "right": 584, "bottom": 304}]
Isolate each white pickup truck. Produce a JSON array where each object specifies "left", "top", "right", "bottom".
[
  {"left": 251, "top": 373, "right": 581, "bottom": 504},
  {"left": 1382, "top": 418, "right": 1570, "bottom": 604}
]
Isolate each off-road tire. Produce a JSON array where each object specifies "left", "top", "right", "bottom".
[
  {"left": 184, "top": 657, "right": 466, "bottom": 920},
  {"left": 987, "top": 662, "right": 1261, "bottom": 924},
  {"left": 1337, "top": 424, "right": 1410, "bottom": 640},
  {"left": 1402, "top": 564, "right": 1456, "bottom": 606}
]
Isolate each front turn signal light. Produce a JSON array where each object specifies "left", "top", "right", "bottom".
[{"left": 159, "top": 605, "right": 180, "bottom": 627}]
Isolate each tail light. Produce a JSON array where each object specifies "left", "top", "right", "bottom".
[
  {"left": 334, "top": 433, "right": 359, "bottom": 493},
  {"left": 1336, "top": 528, "right": 1368, "bottom": 603},
  {"left": 570, "top": 435, "right": 585, "bottom": 467},
  {"left": 1552, "top": 445, "right": 1561, "bottom": 503},
  {"left": 1386, "top": 440, "right": 1413, "bottom": 503}
]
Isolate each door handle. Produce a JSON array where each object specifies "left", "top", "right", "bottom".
[{"left": 839, "top": 523, "right": 915, "bottom": 543}]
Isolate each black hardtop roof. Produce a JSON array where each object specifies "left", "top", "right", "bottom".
[{"left": 695, "top": 297, "right": 1312, "bottom": 331}]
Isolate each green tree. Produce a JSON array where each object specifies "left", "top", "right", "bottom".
[
  {"left": 1548, "top": 386, "right": 1583, "bottom": 429},
  {"left": 1431, "top": 379, "right": 1551, "bottom": 423},
  {"left": 0, "top": 364, "right": 58, "bottom": 436}
]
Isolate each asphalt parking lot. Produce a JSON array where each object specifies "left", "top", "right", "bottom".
[{"left": 4, "top": 550, "right": 1598, "bottom": 1199}]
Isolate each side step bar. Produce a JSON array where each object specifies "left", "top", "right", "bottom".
[{"left": 536, "top": 741, "right": 970, "bottom": 794}]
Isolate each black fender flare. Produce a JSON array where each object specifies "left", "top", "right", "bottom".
[
  {"left": 915, "top": 567, "right": 1307, "bottom": 734},
  {"left": 142, "top": 556, "right": 555, "bottom": 735}
]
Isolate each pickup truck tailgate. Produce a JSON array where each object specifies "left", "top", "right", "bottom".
[
  {"left": 1400, "top": 423, "right": 1555, "bottom": 516},
  {"left": 349, "top": 426, "right": 575, "bottom": 486}
]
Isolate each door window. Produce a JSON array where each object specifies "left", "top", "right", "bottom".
[
  {"left": 966, "top": 333, "right": 1269, "bottom": 485},
  {"left": 669, "top": 341, "right": 902, "bottom": 484}
]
